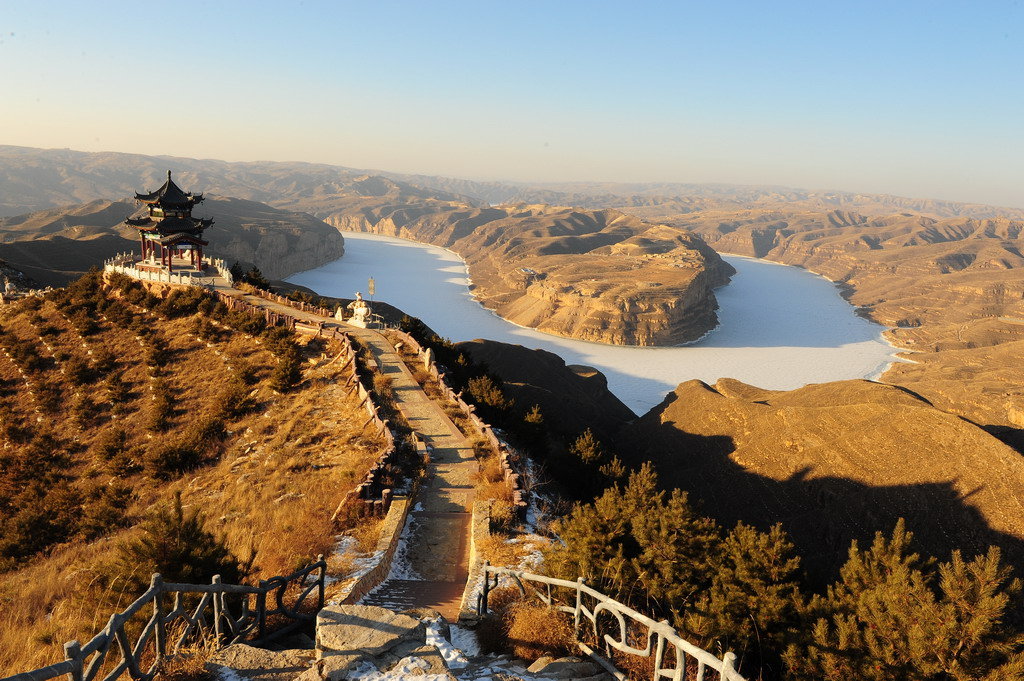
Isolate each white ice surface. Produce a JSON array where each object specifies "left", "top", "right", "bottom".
[{"left": 288, "top": 232, "right": 902, "bottom": 415}]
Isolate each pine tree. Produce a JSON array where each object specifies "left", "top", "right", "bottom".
[
  {"left": 112, "top": 493, "right": 247, "bottom": 590},
  {"left": 785, "top": 520, "right": 1024, "bottom": 681}
]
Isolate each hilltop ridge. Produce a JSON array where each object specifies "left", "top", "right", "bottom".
[{"left": 0, "top": 196, "right": 345, "bottom": 285}]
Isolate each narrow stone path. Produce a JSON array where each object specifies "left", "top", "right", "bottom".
[
  {"left": 344, "top": 324, "right": 477, "bottom": 621},
  {"left": 212, "top": 279, "right": 478, "bottom": 621}
]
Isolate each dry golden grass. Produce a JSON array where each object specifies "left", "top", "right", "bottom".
[
  {"left": 0, "top": 285, "right": 390, "bottom": 676},
  {"left": 505, "top": 602, "right": 576, "bottom": 662},
  {"left": 477, "top": 533, "right": 519, "bottom": 567}
]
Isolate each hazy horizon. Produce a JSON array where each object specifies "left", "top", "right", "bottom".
[{"left": 3, "top": 1, "right": 1022, "bottom": 208}]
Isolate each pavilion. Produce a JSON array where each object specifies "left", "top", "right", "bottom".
[{"left": 125, "top": 171, "right": 213, "bottom": 271}]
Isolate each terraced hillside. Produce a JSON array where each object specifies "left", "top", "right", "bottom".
[{"left": 0, "top": 273, "right": 387, "bottom": 674}]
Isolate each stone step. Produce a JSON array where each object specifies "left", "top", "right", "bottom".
[
  {"left": 204, "top": 606, "right": 616, "bottom": 681},
  {"left": 361, "top": 579, "right": 467, "bottom": 620},
  {"left": 206, "top": 644, "right": 315, "bottom": 681}
]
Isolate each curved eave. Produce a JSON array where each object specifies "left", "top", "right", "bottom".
[{"left": 158, "top": 233, "right": 209, "bottom": 246}]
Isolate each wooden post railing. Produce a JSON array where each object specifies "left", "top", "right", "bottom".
[{"left": 2, "top": 557, "right": 327, "bottom": 681}]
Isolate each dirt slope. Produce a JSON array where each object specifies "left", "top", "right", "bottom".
[{"left": 456, "top": 338, "right": 636, "bottom": 439}]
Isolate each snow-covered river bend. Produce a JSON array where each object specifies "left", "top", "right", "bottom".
[{"left": 288, "top": 232, "right": 898, "bottom": 415}]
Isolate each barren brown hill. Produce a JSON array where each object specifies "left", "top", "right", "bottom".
[
  {"left": 651, "top": 209, "right": 1024, "bottom": 434},
  {"left": 0, "top": 196, "right": 345, "bottom": 285},
  {"left": 0, "top": 145, "right": 474, "bottom": 217},
  {"left": 373, "top": 173, "right": 1024, "bottom": 220},
  {"left": 0, "top": 147, "right": 736, "bottom": 346},
  {"left": 619, "top": 377, "right": 1024, "bottom": 584}
]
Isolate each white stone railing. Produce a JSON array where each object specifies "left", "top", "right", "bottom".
[
  {"left": 210, "top": 258, "right": 234, "bottom": 286},
  {"left": 479, "top": 565, "right": 747, "bottom": 681},
  {"left": 103, "top": 263, "right": 199, "bottom": 287},
  {"left": 103, "top": 255, "right": 235, "bottom": 287},
  {"left": 103, "top": 252, "right": 136, "bottom": 267}
]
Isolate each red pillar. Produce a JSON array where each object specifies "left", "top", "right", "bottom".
[{"left": 198, "top": 246, "right": 203, "bottom": 271}]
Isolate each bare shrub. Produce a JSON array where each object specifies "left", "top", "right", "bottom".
[
  {"left": 372, "top": 373, "right": 394, "bottom": 401},
  {"left": 474, "top": 586, "right": 525, "bottom": 654}
]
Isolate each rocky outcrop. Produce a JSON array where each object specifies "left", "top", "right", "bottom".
[
  {"left": 207, "top": 644, "right": 316, "bottom": 681},
  {"left": 324, "top": 193, "right": 734, "bottom": 346},
  {"left": 620, "top": 378, "right": 1024, "bottom": 583}
]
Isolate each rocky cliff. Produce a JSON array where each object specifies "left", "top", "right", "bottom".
[{"left": 324, "top": 188, "right": 734, "bottom": 345}]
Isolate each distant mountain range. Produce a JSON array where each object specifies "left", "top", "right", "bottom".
[{"left": 2, "top": 145, "right": 1021, "bottom": 221}]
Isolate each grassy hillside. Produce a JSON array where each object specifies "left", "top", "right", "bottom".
[{"left": 0, "top": 273, "right": 386, "bottom": 674}]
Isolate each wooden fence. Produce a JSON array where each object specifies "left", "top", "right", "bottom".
[
  {"left": 479, "top": 565, "right": 747, "bottom": 681},
  {"left": 2, "top": 559, "right": 326, "bottom": 681},
  {"left": 243, "top": 287, "right": 334, "bottom": 319}
]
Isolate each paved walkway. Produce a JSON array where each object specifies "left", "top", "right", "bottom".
[{"left": 211, "top": 277, "right": 478, "bottom": 621}]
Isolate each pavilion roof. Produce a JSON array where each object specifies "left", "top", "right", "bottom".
[
  {"left": 159, "top": 232, "right": 209, "bottom": 247},
  {"left": 134, "top": 170, "right": 204, "bottom": 207},
  {"left": 124, "top": 215, "right": 213, "bottom": 234}
]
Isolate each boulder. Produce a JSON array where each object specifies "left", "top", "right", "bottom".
[
  {"left": 386, "top": 645, "right": 455, "bottom": 679},
  {"left": 316, "top": 604, "right": 425, "bottom": 658},
  {"left": 318, "top": 654, "right": 366, "bottom": 681},
  {"left": 526, "top": 655, "right": 600, "bottom": 679},
  {"left": 206, "top": 644, "right": 315, "bottom": 681}
]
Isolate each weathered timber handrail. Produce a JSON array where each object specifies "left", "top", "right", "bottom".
[
  {"left": 2, "top": 558, "right": 326, "bottom": 681},
  {"left": 479, "top": 565, "right": 747, "bottom": 681}
]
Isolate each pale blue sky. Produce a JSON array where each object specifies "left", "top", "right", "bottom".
[{"left": 2, "top": 1, "right": 1022, "bottom": 206}]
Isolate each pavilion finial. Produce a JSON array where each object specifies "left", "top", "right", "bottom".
[{"left": 167, "top": 170, "right": 172, "bottom": 181}]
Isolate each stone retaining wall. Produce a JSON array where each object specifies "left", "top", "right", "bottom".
[
  {"left": 458, "top": 499, "right": 493, "bottom": 622},
  {"left": 338, "top": 494, "right": 414, "bottom": 605}
]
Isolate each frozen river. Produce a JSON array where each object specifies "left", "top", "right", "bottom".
[{"left": 288, "top": 232, "right": 899, "bottom": 416}]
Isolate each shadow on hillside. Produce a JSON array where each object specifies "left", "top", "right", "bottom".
[
  {"left": 622, "top": 419, "right": 1024, "bottom": 588},
  {"left": 983, "top": 424, "right": 1024, "bottom": 455}
]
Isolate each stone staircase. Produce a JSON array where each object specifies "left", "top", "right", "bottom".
[{"left": 205, "top": 604, "right": 613, "bottom": 681}]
